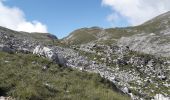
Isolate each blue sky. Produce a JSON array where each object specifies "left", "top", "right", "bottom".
[
  {"left": 1, "top": 0, "right": 170, "bottom": 39},
  {"left": 3, "top": 0, "right": 121, "bottom": 38}
]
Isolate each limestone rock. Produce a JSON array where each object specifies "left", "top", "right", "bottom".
[
  {"left": 153, "top": 94, "right": 170, "bottom": 100},
  {"left": 33, "top": 45, "right": 66, "bottom": 66}
]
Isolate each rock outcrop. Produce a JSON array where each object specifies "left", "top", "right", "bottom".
[
  {"left": 33, "top": 45, "right": 66, "bottom": 66},
  {"left": 118, "top": 32, "right": 170, "bottom": 57},
  {"left": 153, "top": 94, "right": 170, "bottom": 100}
]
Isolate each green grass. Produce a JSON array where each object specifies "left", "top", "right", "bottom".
[
  {"left": 105, "top": 28, "right": 137, "bottom": 39},
  {"left": 0, "top": 52, "right": 130, "bottom": 100},
  {"left": 64, "top": 28, "right": 99, "bottom": 45}
]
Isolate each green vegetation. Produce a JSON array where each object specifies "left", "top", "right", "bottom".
[
  {"left": 105, "top": 28, "right": 137, "bottom": 39},
  {"left": 64, "top": 28, "right": 100, "bottom": 45},
  {"left": 0, "top": 52, "right": 130, "bottom": 100},
  {"left": 63, "top": 12, "right": 170, "bottom": 46},
  {"left": 63, "top": 27, "right": 140, "bottom": 45}
]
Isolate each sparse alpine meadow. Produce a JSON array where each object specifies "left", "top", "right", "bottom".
[{"left": 0, "top": 52, "right": 130, "bottom": 100}]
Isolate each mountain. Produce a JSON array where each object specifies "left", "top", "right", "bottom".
[
  {"left": 118, "top": 11, "right": 170, "bottom": 57},
  {"left": 63, "top": 26, "right": 137, "bottom": 45},
  {"left": 0, "top": 26, "right": 59, "bottom": 46},
  {"left": 63, "top": 27, "right": 103, "bottom": 45},
  {"left": 63, "top": 11, "right": 170, "bottom": 57},
  {"left": 62, "top": 11, "right": 170, "bottom": 100},
  {"left": 0, "top": 26, "right": 129, "bottom": 100},
  {"left": 0, "top": 11, "right": 170, "bottom": 100}
]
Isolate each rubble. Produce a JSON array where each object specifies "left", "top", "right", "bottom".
[{"left": 0, "top": 28, "right": 169, "bottom": 100}]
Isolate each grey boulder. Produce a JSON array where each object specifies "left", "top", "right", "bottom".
[
  {"left": 0, "top": 44, "right": 14, "bottom": 53},
  {"left": 33, "top": 45, "right": 66, "bottom": 66}
]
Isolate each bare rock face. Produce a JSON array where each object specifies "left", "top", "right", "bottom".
[
  {"left": 33, "top": 45, "right": 66, "bottom": 66},
  {"left": 118, "top": 32, "right": 170, "bottom": 57},
  {"left": 153, "top": 94, "right": 170, "bottom": 100}
]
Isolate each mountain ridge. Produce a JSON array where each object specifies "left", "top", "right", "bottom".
[{"left": 63, "top": 11, "right": 170, "bottom": 57}]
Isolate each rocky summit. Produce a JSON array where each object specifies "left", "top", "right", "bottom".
[{"left": 0, "top": 12, "right": 170, "bottom": 100}]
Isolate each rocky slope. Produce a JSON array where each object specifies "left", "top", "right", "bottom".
[
  {"left": 0, "top": 26, "right": 130, "bottom": 100},
  {"left": 62, "top": 11, "right": 170, "bottom": 100},
  {"left": 0, "top": 52, "right": 130, "bottom": 100},
  {"left": 0, "top": 11, "right": 170, "bottom": 100},
  {"left": 118, "top": 11, "right": 170, "bottom": 57}
]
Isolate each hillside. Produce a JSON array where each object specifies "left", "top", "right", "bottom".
[
  {"left": 63, "top": 11, "right": 170, "bottom": 57},
  {"left": 118, "top": 11, "right": 170, "bottom": 57},
  {"left": 62, "top": 11, "right": 170, "bottom": 100},
  {"left": 0, "top": 52, "right": 129, "bottom": 100},
  {"left": 0, "top": 26, "right": 59, "bottom": 46},
  {"left": 63, "top": 26, "right": 138, "bottom": 45},
  {"left": 63, "top": 27, "right": 103, "bottom": 45},
  {"left": 0, "top": 11, "right": 170, "bottom": 100},
  {"left": 0, "top": 26, "right": 131, "bottom": 100}
]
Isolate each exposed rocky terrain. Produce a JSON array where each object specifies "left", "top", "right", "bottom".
[
  {"left": 118, "top": 11, "right": 170, "bottom": 57},
  {"left": 62, "top": 11, "right": 170, "bottom": 100},
  {"left": 0, "top": 12, "right": 170, "bottom": 100}
]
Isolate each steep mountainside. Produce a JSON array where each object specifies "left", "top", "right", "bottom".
[
  {"left": 62, "top": 11, "right": 170, "bottom": 100},
  {"left": 0, "top": 26, "right": 130, "bottom": 100},
  {"left": 118, "top": 11, "right": 170, "bottom": 57},
  {"left": 0, "top": 11, "right": 170, "bottom": 100},
  {"left": 63, "top": 11, "right": 170, "bottom": 57},
  {"left": 0, "top": 52, "right": 129, "bottom": 100}
]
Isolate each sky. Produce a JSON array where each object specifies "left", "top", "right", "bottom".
[{"left": 0, "top": 0, "right": 170, "bottom": 38}]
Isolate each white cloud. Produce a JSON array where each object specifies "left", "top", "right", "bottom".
[
  {"left": 102, "top": 0, "right": 170, "bottom": 26},
  {"left": 0, "top": 1, "right": 48, "bottom": 33},
  {"left": 107, "top": 13, "right": 118, "bottom": 23},
  {"left": 106, "top": 13, "right": 122, "bottom": 27}
]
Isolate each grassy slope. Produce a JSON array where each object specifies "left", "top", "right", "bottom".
[
  {"left": 0, "top": 52, "right": 130, "bottom": 100},
  {"left": 62, "top": 27, "right": 140, "bottom": 45},
  {"left": 63, "top": 28, "right": 102, "bottom": 45}
]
